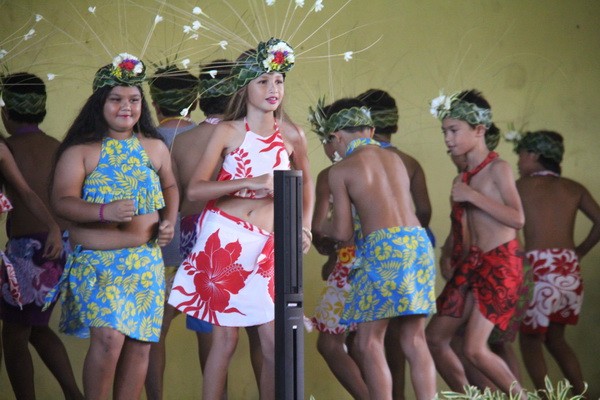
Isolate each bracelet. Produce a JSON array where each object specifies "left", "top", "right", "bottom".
[
  {"left": 302, "top": 226, "right": 313, "bottom": 241},
  {"left": 99, "top": 203, "right": 107, "bottom": 223}
]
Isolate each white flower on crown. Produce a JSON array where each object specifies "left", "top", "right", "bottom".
[
  {"left": 183, "top": 25, "right": 192, "bottom": 33},
  {"left": 295, "top": 0, "right": 305, "bottom": 7},
  {"left": 35, "top": 14, "right": 43, "bottom": 22},
  {"left": 155, "top": 15, "right": 163, "bottom": 24},
  {"left": 314, "top": 0, "right": 324, "bottom": 12},
  {"left": 47, "top": 73, "right": 56, "bottom": 80},
  {"left": 181, "top": 59, "right": 191, "bottom": 69},
  {"left": 88, "top": 6, "right": 96, "bottom": 14},
  {"left": 343, "top": 51, "right": 353, "bottom": 62},
  {"left": 504, "top": 129, "right": 521, "bottom": 142},
  {"left": 0, "top": 97, "right": 4, "bottom": 108},
  {"left": 0, "top": 49, "right": 7, "bottom": 59},
  {"left": 180, "top": 107, "right": 190, "bottom": 117},
  {"left": 208, "top": 70, "right": 217, "bottom": 78},
  {"left": 266, "top": 0, "right": 276, "bottom": 5},
  {"left": 430, "top": 91, "right": 453, "bottom": 118},
  {"left": 192, "top": 20, "right": 202, "bottom": 30},
  {"left": 192, "top": 7, "right": 202, "bottom": 15},
  {"left": 262, "top": 41, "right": 295, "bottom": 72},
  {"left": 219, "top": 40, "right": 228, "bottom": 50}
]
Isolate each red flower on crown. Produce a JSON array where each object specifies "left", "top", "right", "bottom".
[
  {"left": 273, "top": 52, "right": 285, "bottom": 65},
  {"left": 120, "top": 60, "right": 137, "bottom": 72}
]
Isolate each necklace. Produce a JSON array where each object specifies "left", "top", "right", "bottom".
[{"left": 159, "top": 116, "right": 193, "bottom": 125}]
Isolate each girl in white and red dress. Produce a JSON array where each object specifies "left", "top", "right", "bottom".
[{"left": 169, "top": 38, "right": 314, "bottom": 400}]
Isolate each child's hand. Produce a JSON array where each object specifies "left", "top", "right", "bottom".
[
  {"left": 43, "top": 227, "right": 64, "bottom": 260},
  {"left": 157, "top": 220, "right": 174, "bottom": 247},
  {"left": 104, "top": 199, "right": 135, "bottom": 222},
  {"left": 247, "top": 173, "right": 274, "bottom": 192},
  {"left": 451, "top": 181, "right": 474, "bottom": 203}
]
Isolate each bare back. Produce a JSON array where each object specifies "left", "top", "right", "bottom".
[
  {"left": 332, "top": 145, "right": 419, "bottom": 238},
  {"left": 6, "top": 132, "right": 68, "bottom": 235},
  {"left": 517, "top": 175, "right": 586, "bottom": 251}
]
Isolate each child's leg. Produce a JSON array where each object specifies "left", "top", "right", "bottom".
[
  {"left": 385, "top": 318, "right": 406, "bottom": 400},
  {"left": 354, "top": 318, "right": 392, "bottom": 400},
  {"left": 396, "top": 315, "right": 436, "bottom": 400},
  {"left": 113, "top": 337, "right": 152, "bottom": 400},
  {"left": 83, "top": 327, "right": 126, "bottom": 399},
  {"left": 451, "top": 334, "right": 498, "bottom": 390},
  {"left": 545, "top": 322, "right": 585, "bottom": 395},
  {"left": 463, "top": 310, "right": 523, "bottom": 396},
  {"left": 246, "top": 325, "right": 263, "bottom": 388},
  {"left": 145, "top": 303, "right": 180, "bottom": 400},
  {"left": 489, "top": 342, "right": 521, "bottom": 382},
  {"left": 426, "top": 307, "right": 470, "bottom": 391},
  {"left": 29, "top": 326, "right": 83, "bottom": 400},
  {"left": 519, "top": 331, "right": 547, "bottom": 390},
  {"left": 256, "top": 321, "right": 275, "bottom": 400},
  {"left": 202, "top": 326, "right": 239, "bottom": 400},
  {"left": 317, "top": 331, "right": 369, "bottom": 399},
  {"left": 2, "top": 320, "right": 36, "bottom": 399}
]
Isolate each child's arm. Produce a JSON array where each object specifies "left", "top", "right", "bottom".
[
  {"left": 452, "top": 160, "right": 524, "bottom": 229},
  {"left": 320, "top": 166, "right": 353, "bottom": 242},
  {"left": 288, "top": 124, "right": 315, "bottom": 254},
  {"left": 0, "top": 144, "right": 62, "bottom": 259},
  {"left": 409, "top": 160, "right": 432, "bottom": 228},
  {"left": 311, "top": 167, "right": 337, "bottom": 256},
  {"left": 154, "top": 141, "right": 179, "bottom": 247},
  {"left": 575, "top": 186, "right": 600, "bottom": 259}
]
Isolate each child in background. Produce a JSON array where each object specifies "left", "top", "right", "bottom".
[
  {"left": 515, "top": 130, "right": 600, "bottom": 396},
  {"left": 426, "top": 89, "right": 525, "bottom": 396}
]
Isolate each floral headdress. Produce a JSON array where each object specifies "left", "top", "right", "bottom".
[
  {"left": 0, "top": 74, "right": 47, "bottom": 115},
  {"left": 198, "top": 68, "right": 236, "bottom": 98},
  {"left": 430, "top": 91, "right": 492, "bottom": 129},
  {"left": 92, "top": 53, "right": 146, "bottom": 92},
  {"left": 505, "top": 128, "right": 564, "bottom": 163},
  {"left": 149, "top": 65, "right": 200, "bottom": 114},
  {"left": 230, "top": 38, "right": 295, "bottom": 91},
  {"left": 308, "top": 97, "right": 373, "bottom": 139}
]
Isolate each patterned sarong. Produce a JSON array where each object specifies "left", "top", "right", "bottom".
[
  {"left": 520, "top": 248, "right": 582, "bottom": 334},
  {"left": 311, "top": 246, "right": 358, "bottom": 334},
  {"left": 341, "top": 226, "right": 436, "bottom": 324},
  {"left": 437, "top": 239, "right": 523, "bottom": 331},
  {"left": 169, "top": 207, "right": 274, "bottom": 327},
  {"left": 44, "top": 241, "right": 164, "bottom": 342}
]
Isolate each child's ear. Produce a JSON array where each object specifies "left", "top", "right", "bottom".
[
  {"left": 368, "top": 127, "right": 375, "bottom": 138},
  {"left": 474, "top": 124, "right": 487, "bottom": 137}
]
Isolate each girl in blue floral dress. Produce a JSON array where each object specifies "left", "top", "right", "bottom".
[{"left": 45, "top": 54, "right": 178, "bottom": 400}]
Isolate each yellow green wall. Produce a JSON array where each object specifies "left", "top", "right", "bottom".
[{"left": 1, "top": 1, "right": 599, "bottom": 398}]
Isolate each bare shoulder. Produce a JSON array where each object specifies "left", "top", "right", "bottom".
[
  {"left": 489, "top": 157, "right": 515, "bottom": 180},
  {"left": 279, "top": 119, "right": 305, "bottom": 147}
]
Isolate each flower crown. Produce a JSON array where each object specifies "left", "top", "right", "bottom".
[
  {"left": 92, "top": 53, "right": 146, "bottom": 92},
  {"left": 198, "top": 68, "right": 236, "bottom": 98},
  {"left": 308, "top": 97, "right": 373, "bottom": 140},
  {"left": 231, "top": 38, "right": 295, "bottom": 90},
  {"left": 149, "top": 65, "right": 200, "bottom": 113},
  {"left": 0, "top": 75, "right": 47, "bottom": 115},
  {"left": 430, "top": 91, "right": 492, "bottom": 129}
]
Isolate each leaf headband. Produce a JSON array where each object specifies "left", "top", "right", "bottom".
[
  {"left": 0, "top": 88, "right": 46, "bottom": 115},
  {"left": 93, "top": 53, "right": 146, "bottom": 92},
  {"left": 509, "top": 130, "right": 564, "bottom": 163},
  {"left": 149, "top": 66, "right": 200, "bottom": 113},
  {"left": 430, "top": 91, "right": 492, "bottom": 129},
  {"left": 370, "top": 107, "right": 398, "bottom": 129},
  {"left": 308, "top": 97, "right": 374, "bottom": 139},
  {"left": 230, "top": 38, "right": 295, "bottom": 91}
]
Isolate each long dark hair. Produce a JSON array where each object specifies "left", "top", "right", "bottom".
[{"left": 55, "top": 85, "right": 159, "bottom": 161}]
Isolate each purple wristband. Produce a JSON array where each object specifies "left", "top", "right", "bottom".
[{"left": 99, "top": 203, "right": 107, "bottom": 223}]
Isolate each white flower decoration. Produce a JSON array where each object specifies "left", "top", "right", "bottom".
[
  {"left": 0, "top": 97, "right": 4, "bottom": 108},
  {"left": 23, "top": 29, "right": 35, "bottom": 41},
  {"left": 154, "top": 15, "right": 163, "bottom": 24},
  {"left": 266, "top": 0, "right": 276, "bottom": 5},
  {"left": 47, "top": 73, "right": 56, "bottom": 81},
  {"left": 181, "top": 59, "right": 191, "bottom": 69},
  {"left": 504, "top": 129, "right": 522, "bottom": 142},
  {"left": 343, "top": 51, "right": 353, "bottom": 62},
  {"left": 314, "top": 0, "right": 324, "bottom": 12},
  {"left": 35, "top": 14, "right": 43, "bottom": 22},
  {"left": 0, "top": 49, "right": 7, "bottom": 59},
  {"left": 88, "top": 6, "right": 96, "bottom": 14},
  {"left": 295, "top": 0, "right": 305, "bottom": 7},
  {"left": 208, "top": 70, "right": 217, "bottom": 78},
  {"left": 112, "top": 53, "right": 144, "bottom": 75},
  {"left": 183, "top": 25, "right": 192, "bottom": 33},
  {"left": 180, "top": 107, "right": 190, "bottom": 117},
  {"left": 192, "top": 7, "right": 202, "bottom": 15},
  {"left": 189, "top": 33, "right": 199, "bottom": 40},
  {"left": 219, "top": 40, "right": 228, "bottom": 50},
  {"left": 430, "top": 92, "right": 452, "bottom": 117},
  {"left": 192, "top": 20, "right": 202, "bottom": 30}
]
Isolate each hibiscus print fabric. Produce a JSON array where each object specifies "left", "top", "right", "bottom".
[
  {"left": 169, "top": 207, "right": 275, "bottom": 327},
  {"left": 520, "top": 248, "right": 582, "bottom": 335}
]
